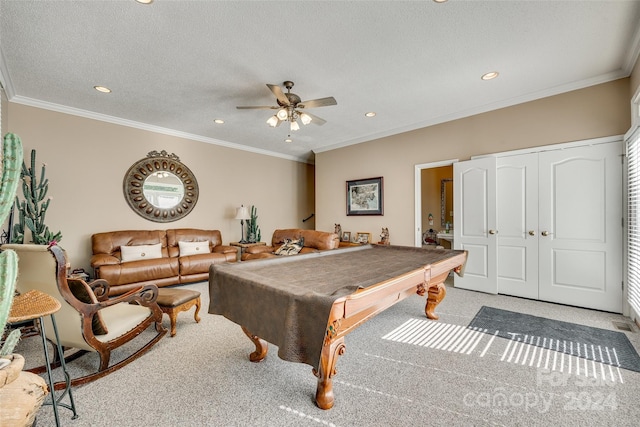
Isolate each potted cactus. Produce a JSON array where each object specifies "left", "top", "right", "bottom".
[
  {"left": 0, "top": 133, "right": 48, "bottom": 427},
  {"left": 0, "top": 133, "right": 23, "bottom": 363},
  {"left": 246, "top": 205, "right": 261, "bottom": 243},
  {"left": 11, "top": 148, "right": 62, "bottom": 245}
]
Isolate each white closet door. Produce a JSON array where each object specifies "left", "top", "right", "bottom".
[
  {"left": 538, "top": 143, "right": 623, "bottom": 312},
  {"left": 453, "top": 157, "right": 497, "bottom": 294},
  {"left": 496, "top": 154, "right": 539, "bottom": 299}
]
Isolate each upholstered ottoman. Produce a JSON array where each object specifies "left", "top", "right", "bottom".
[{"left": 156, "top": 288, "right": 201, "bottom": 337}]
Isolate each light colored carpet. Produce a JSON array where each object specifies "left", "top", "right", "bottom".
[{"left": 14, "top": 279, "right": 640, "bottom": 426}]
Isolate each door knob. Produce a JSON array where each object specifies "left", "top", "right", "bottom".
[
  {"left": 541, "top": 231, "right": 551, "bottom": 236},
  {"left": 489, "top": 229, "right": 498, "bottom": 235},
  {"left": 528, "top": 230, "right": 536, "bottom": 236}
]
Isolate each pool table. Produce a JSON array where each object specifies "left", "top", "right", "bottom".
[{"left": 208, "top": 244, "right": 466, "bottom": 409}]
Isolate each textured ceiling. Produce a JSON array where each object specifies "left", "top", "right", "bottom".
[{"left": 1, "top": 0, "right": 639, "bottom": 163}]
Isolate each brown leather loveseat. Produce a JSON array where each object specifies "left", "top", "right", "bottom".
[
  {"left": 241, "top": 228, "right": 340, "bottom": 261},
  {"left": 91, "top": 228, "right": 236, "bottom": 295}
]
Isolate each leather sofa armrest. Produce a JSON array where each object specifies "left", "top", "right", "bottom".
[
  {"left": 91, "top": 254, "right": 120, "bottom": 267},
  {"left": 245, "top": 245, "right": 274, "bottom": 255},
  {"left": 213, "top": 245, "right": 237, "bottom": 254}
]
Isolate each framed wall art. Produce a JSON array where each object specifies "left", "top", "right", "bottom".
[
  {"left": 356, "top": 232, "right": 371, "bottom": 244},
  {"left": 346, "top": 177, "right": 383, "bottom": 216}
]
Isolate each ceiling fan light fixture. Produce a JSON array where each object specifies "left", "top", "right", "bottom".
[
  {"left": 300, "top": 113, "right": 312, "bottom": 125},
  {"left": 290, "top": 120, "right": 300, "bottom": 132},
  {"left": 276, "top": 108, "right": 288, "bottom": 121},
  {"left": 266, "top": 115, "right": 279, "bottom": 127}
]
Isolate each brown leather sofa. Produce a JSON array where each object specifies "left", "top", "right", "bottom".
[
  {"left": 241, "top": 228, "right": 340, "bottom": 261},
  {"left": 91, "top": 228, "right": 236, "bottom": 295}
]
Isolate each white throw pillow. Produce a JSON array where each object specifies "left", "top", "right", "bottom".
[
  {"left": 120, "top": 243, "right": 163, "bottom": 262},
  {"left": 178, "top": 240, "right": 211, "bottom": 256}
]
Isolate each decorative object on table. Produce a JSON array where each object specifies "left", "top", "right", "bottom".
[
  {"left": 11, "top": 148, "right": 62, "bottom": 245},
  {"left": 341, "top": 231, "right": 351, "bottom": 242},
  {"left": 334, "top": 223, "right": 341, "bottom": 237},
  {"left": 356, "top": 232, "right": 371, "bottom": 244},
  {"left": 346, "top": 177, "right": 383, "bottom": 216},
  {"left": 246, "top": 205, "right": 261, "bottom": 243},
  {"left": 123, "top": 150, "right": 199, "bottom": 223},
  {"left": 234, "top": 205, "right": 250, "bottom": 243},
  {"left": 378, "top": 227, "right": 390, "bottom": 245}
]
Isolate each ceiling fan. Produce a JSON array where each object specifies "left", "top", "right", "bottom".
[{"left": 236, "top": 81, "right": 337, "bottom": 133}]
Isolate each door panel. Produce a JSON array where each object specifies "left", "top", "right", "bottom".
[
  {"left": 454, "top": 157, "right": 497, "bottom": 294},
  {"left": 538, "top": 143, "right": 622, "bottom": 312},
  {"left": 496, "top": 154, "right": 539, "bottom": 299}
]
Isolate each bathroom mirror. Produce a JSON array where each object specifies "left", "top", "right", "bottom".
[
  {"left": 440, "top": 179, "right": 453, "bottom": 228},
  {"left": 123, "top": 150, "right": 198, "bottom": 222}
]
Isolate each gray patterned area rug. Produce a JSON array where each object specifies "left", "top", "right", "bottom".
[{"left": 468, "top": 306, "right": 640, "bottom": 372}]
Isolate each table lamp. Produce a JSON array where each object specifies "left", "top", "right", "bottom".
[{"left": 235, "top": 205, "right": 250, "bottom": 243}]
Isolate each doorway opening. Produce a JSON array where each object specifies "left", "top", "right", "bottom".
[{"left": 414, "top": 159, "right": 457, "bottom": 248}]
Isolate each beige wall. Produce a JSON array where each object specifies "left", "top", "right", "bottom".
[
  {"left": 316, "top": 78, "right": 631, "bottom": 247},
  {"left": 5, "top": 103, "right": 315, "bottom": 271}
]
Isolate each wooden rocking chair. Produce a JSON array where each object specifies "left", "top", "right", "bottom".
[{"left": 2, "top": 243, "right": 167, "bottom": 389}]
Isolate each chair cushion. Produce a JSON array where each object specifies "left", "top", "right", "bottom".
[
  {"left": 120, "top": 243, "right": 163, "bottom": 262},
  {"left": 94, "top": 303, "right": 153, "bottom": 343},
  {"left": 274, "top": 238, "right": 304, "bottom": 256},
  {"left": 67, "top": 279, "right": 109, "bottom": 335},
  {"left": 178, "top": 241, "right": 210, "bottom": 256}
]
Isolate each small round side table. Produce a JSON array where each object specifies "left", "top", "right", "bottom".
[{"left": 8, "top": 289, "right": 78, "bottom": 426}]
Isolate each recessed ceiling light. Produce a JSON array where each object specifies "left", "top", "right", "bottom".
[
  {"left": 213, "top": 119, "right": 224, "bottom": 124},
  {"left": 135, "top": 0, "right": 154, "bottom": 4},
  {"left": 481, "top": 71, "right": 499, "bottom": 81},
  {"left": 433, "top": 0, "right": 448, "bottom": 3},
  {"left": 365, "top": 112, "right": 376, "bottom": 118},
  {"left": 94, "top": 86, "right": 111, "bottom": 93},
  {"left": 284, "top": 137, "right": 293, "bottom": 143}
]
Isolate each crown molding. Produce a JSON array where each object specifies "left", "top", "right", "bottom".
[{"left": 9, "top": 94, "right": 313, "bottom": 164}]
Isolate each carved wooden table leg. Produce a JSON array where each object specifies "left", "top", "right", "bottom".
[
  {"left": 424, "top": 272, "right": 449, "bottom": 320},
  {"left": 312, "top": 336, "right": 346, "bottom": 410},
  {"left": 241, "top": 326, "right": 268, "bottom": 362}
]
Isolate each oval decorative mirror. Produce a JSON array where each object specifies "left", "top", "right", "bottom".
[{"left": 123, "top": 150, "right": 199, "bottom": 222}]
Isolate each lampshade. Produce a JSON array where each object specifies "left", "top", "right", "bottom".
[
  {"left": 290, "top": 120, "right": 300, "bottom": 132},
  {"left": 300, "top": 113, "right": 312, "bottom": 125},
  {"left": 266, "top": 115, "right": 279, "bottom": 127},
  {"left": 276, "top": 108, "right": 288, "bottom": 121},
  {"left": 235, "top": 206, "right": 250, "bottom": 220}
]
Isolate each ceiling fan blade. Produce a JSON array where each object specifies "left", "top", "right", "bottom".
[
  {"left": 298, "top": 97, "right": 337, "bottom": 109},
  {"left": 267, "top": 84, "right": 291, "bottom": 106},
  {"left": 301, "top": 111, "right": 327, "bottom": 126},
  {"left": 236, "top": 106, "right": 278, "bottom": 110}
]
